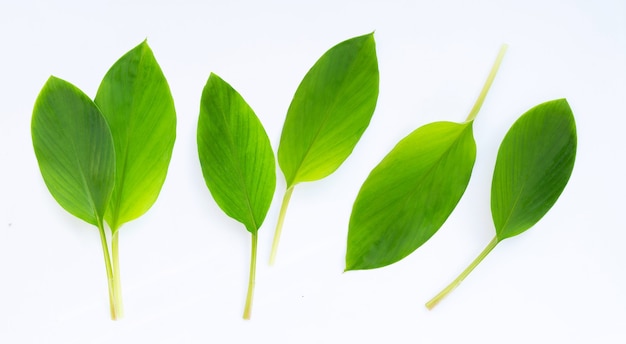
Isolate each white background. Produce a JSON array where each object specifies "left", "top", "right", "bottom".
[{"left": 1, "top": 0, "right": 624, "bottom": 343}]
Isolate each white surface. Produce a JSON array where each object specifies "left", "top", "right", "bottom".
[{"left": 1, "top": 0, "right": 625, "bottom": 343}]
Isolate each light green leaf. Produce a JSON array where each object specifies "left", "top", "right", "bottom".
[
  {"left": 346, "top": 121, "right": 476, "bottom": 270},
  {"left": 344, "top": 45, "right": 508, "bottom": 271},
  {"left": 491, "top": 98, "right": 577, "bottom": 240},
  {"left": 95, "top": 40, "right": 176, "bottom": 231},
  {"left": 277, "top": 33, "right": 379, "bottom": 187},
  {"left": 32, "top": 76, "right": 115, "bottom": 226},
  {"left": 197, "top": 73, "right": 276, "bottom": 234},
  {"left": 270, "top": 33, "right": 380, "bottom": 265}
]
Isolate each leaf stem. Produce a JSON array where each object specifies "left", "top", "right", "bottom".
[
  {"left": 111, "top": 230, "right": 124, "bottom": 319},
  {"left": 426, "top": 236, "right": 499, "bottom": 310},
  {"left": 465, "top": 44, "right": 508, "bottom": 122},
  {"left": 269, "top": 186, "right": 295, "bottom": 265},
  {"left": 243, "top": 233, "right": 258, "bottom": 320},
  {"left": 96, "top": 221, "right": 119, "bottom": 320}
]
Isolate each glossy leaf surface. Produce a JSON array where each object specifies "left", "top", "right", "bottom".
[
  {"left": 197, "top": 73, "right": 276, "bottom": 234},
  {"left": 346, "top": 121, "right": 476, "bottom": 270},
  {"left": 277, "top": 33, "right": 379, "bottom": 187},
  {"left": 95, "top": 40, "right": 176, "bottom": 231},
  {"left": 491, "top": 98, "right": 577, "bottom": 240},
  {"left": 32, "top": 76, "right": 115, "bottom": 226}
]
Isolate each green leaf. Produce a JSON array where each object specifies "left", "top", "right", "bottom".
[
  {"left": 197, "top": 73, "right": 276, "bottom": 319},
  {"left": 491, "top": 98, "right": 577, "bottom": 240},
  {"left": 346, "top": 121, "right": 476, "bottom": 270},
  {"left": 94, "top": 40, "right": 176, "bottom": 231},
  {"left": 197, "top": 73, "right": 276, "bottom": 234},
  {"left": 344, "top": 45, "right": 508, "bottom": 271},
  {"left": 270, "top": 33, "right": 380, "bottom": 265},
  {"left": 32, "top": 76, "right": 115, "bottom": 226},
  {"left": 277, "top": 32, "right": 379, "bottom": 187}
]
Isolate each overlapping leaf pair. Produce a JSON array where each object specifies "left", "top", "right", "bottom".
[{"left": 31, "top": 41, "right": 176, "bottom": 320}]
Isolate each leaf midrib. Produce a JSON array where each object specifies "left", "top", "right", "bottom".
[
  {"left": 107, "top": 47, "right": 147, "bottom": 229},
  {"left": 496, "top": 181, "right": 528, "bottom": 238},
  {"left": 392, "top": 123, "right": 472, "bottom": 232},
  {"left": 493, "top": 119, "right": 549, "bottom": 237},
  {"left": 218, "top": 102, "right": 260, "bottom": 233},
  {"left": 67, "top": 113, "right": 106, "bottom": 224},
  {"left": 494, "top": 138, "right": 548, "bottom": 238}
]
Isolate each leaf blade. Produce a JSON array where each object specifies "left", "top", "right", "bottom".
[
  {"left": 94, "top": 41, "right": 177, "bottom": 231},
  {"left": 491, "top": 98, "right": 577, "bottom": 240},
  {"left": 197, "top": 73, "right": 276, "bottom": 233},
  {"left": 32, "top": 76, "right": 115, "bottom": 226},
  {"left": 346, "top": 121, "right": 476, "bottom": 270},
  {"left": 277, "top": 33, "right": 379, "bottom": 187}
]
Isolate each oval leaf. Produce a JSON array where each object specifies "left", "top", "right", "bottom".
[
  {"left": 277, "top": 33, "right": 379, "bottom": 187},
  {"left": 346, "top": 121, "right": 476, "bottom": 270},
  {"left": 197, "top": 73, "right": 276, "bottom": 233},
  {"left": 94, "top": 40, "right": 177, "bottom": 231},
  {"left": 491, "top": 98, "right": 577, "bottom": 240},
  {"left": 32, "top": 76, "right": 115, "bottom": 226}
]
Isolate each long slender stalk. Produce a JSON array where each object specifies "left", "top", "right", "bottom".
[
  {"left": 465, "top": 44, "right": 508, "bottom": 122},
  {"left": 426, "top": 236, "right": 499, "bottom": 310},
  {"left": 96, "top": 221, "right": 119, "bottom": 320},
  {"left": 111, "top": 230, "right": 124, "bottom": 319},
  {"left": 269, "top": 186, "right": 295, "bottom": 265},
  {"left": 423, "top": 45, "right": 508, "bottom": 310},
  {"left": 243, "top": 233, "right": 258, "bottom": 319}
]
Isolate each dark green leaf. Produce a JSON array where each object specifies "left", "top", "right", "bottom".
[
  {"left": 95, "top": 40, "right": 176, "bottom": 231},
  {"left": 197, "top": 73, "right": 276, "bottom": 233},
  {"left": 346, "top": 121, "right": 476, "bottom": 270},
  {"left": 491, "top": 98, "right": 577, "bottom": 240},
  {"left": 32, "top": 76, "right": 115, "bottom": 226},
  {"left": 277, "top": 33, "right": 379, "bottom": 187}
]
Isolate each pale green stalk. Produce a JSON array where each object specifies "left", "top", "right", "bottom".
[
  {"left": 97, "top": 220, "right": 120, "bottom": 320},
  {"left": 426, "top": 45, "right": 508, "bottom": 309},
  {"left": 269, "top": 186, "right": 294, "bottom": 265},
  {"left": 465, "top": 44, "right": 508, "bottom": 122},
  {"left": 426, "top": 236, "right": 499, "bottom": 310},
  {"left": 243, "top": 233, "right": 258, "bottom": 319},
  {"left": 112, "top": 230, "right": 124, "bottom": 318}
]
